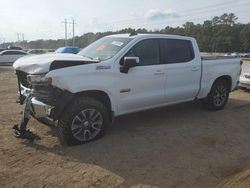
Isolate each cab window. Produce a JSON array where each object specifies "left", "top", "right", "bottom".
[
  {"left": 160, "top": 39, "right": 194, "bottom": 64},
  {"left": 125, "top": 39, "right": 160, "bottom": 66}
]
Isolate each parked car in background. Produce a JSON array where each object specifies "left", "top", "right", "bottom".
[
  {"left": 8, "top": 46, "right": 23, "bottom": 50},
  {"left": 48, "top": 49, "right": 55, "bottom": 52},
  {"left": 239, "top": 60, "right": 250, "bottom": 89},
  {"left": 0, "top": 50, "right": 27, "bottom": 65},
  {"left": 224, "top": 53, "right": 232, "bottom": 57},
  {"left": 242, "top": 53, "right": 250, "bottom": 58},
  {"left": 0, "top": 48, "right": 6, "bottom": 52},
  {"left": 231, "top": 52, "right": 240, "bottom": 57},
  {"left": 245, "top": 54, "right": 250, "bottom": 58},
  {"left": 28, "top": 49, "right": 47, "bottom": 55},
  {"left": 55, "top": 46, "right": 80, "bottom": 54}
]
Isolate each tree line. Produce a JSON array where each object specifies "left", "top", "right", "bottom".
[{"left": 2, "top": 13, "right": 250, "bottom": 52}]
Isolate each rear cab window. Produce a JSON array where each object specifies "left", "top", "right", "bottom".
[{"left": 160, "top": 39, "right": 194, "bottom": 64}]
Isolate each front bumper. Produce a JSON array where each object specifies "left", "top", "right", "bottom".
[
  {"left": 31, "top": 98, "right": 54, "bottom": 119},
  {"left": 20, "top": 84, "right": 54, "bottom": 119},
  {"left": 19, "top": 84, "right": 73, "bottom": 122}
]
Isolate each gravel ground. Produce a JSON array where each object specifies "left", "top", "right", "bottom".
[{"left": 0, "top": 66, "right": 250, "bottom": 188}]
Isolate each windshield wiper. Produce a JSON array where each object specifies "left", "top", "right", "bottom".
[
  {"left": 81, "top": 55, "right": 94, "bottom": 60},
  {"left": 93, "top": 57, "right": 101, "bottom": 61}
]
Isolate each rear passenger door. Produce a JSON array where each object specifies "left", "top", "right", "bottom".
[{"left": 160, "top": 39, "right": 201, "bottom": 102}]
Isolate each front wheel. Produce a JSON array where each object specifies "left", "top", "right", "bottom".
[
  {"left": 58, "top": 97, "right": 109, "bottom": 145},
  {"left": 203, "top": 79, "right": 230, "bottom": 111}
]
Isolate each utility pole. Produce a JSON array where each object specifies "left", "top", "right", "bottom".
[
  {"left": 62, "top": 18, "right": 77, "bottom": 46},
  {"left": 22, "top": 33, "right": 25, "bottom": 49},
  {"left": 1, "top": 38, "right": 6, "bottom": 48},
  {"left": 62, "top": 19, "right": 68, "bottom": 46},
  {"left": 17, "top": 33, "right": 20, "bottom": 43},
  {"left": 72, "top": 18, "right": 76, "bottom": 47},
  {"left": 17, "top": 33, "right": 25, "bottom": 48}
]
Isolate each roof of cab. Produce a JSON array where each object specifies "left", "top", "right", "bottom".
[{"left": 106, "top": 33, "right": 195, "bottom": 41}]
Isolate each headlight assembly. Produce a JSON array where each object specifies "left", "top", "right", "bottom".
[{"left": 27, "top": 74, "right": 52, "bottom": 85}]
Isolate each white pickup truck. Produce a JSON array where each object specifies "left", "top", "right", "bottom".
[{"left": 13, "top": 34, "right": 241, "bottom": 145}]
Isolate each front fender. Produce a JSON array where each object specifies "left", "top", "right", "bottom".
[{"left": 46, "top": 62, "right": 116, "bottom": 114}]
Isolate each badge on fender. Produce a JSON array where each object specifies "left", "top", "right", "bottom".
[{"left": 96, "top": 66, "right": 111, "bottom": 70}]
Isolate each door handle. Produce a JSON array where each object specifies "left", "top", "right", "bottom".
[
  {"left": 191, "top": 66, "right": 199, "bottom": 71},
  {"left": 154, "top": 70, "right": 164, "bottom": 75}
]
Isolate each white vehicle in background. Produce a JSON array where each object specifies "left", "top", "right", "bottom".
[
  {"left": 239, "top": 60, "right": 250, "bottom": 89},
  {"left": 13, "top": 33, "right": 241, "bottom": 145},
  {"left": 0, "top": 50, "right": 28, "bottom": 65},
  {"left": 231, "top": 52, "right": 241, "bottom": 57},
  {"left": 27, "top": 49, "right": 47, "bottom": 55}
]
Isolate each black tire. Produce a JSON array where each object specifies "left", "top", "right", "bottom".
[
  {"left": 58, "top": 97, "right": 109, "bottom": 145},
  {"left": 203, "top": 79, "right": 230, "bottom": 111}
]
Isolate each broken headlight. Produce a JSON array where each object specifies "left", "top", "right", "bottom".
[{"left": 27, "top": 74, "right": 52, "bottom": 85}]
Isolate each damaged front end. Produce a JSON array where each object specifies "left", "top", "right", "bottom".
[{"left": 16, "top": 70, "right": 72, "bottom": 126}]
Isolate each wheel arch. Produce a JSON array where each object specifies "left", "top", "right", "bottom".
[
  {"left": 213, "top": 75, "right": 232, "bottom": 91},
  {"left": 73, "top": 90, "right": 114, "bottom": 122},
  {"left": 202, "top": 75, "right": 232, "bottom": 110}
]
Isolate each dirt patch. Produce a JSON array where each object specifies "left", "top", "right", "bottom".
[
  {"left": 216, "top": 169, "right": 250, "bottom": 188},
  {"left": 1, "top": 66, "right": 250, "bottom": 187}
]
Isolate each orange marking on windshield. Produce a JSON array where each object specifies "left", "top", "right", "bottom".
[{"left": 96, "top": 44, "right": 106, "bottom": 51}]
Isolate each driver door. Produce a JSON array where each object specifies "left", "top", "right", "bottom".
[{"left": 115, "top": 39, "right": 166, "bottom": 115}]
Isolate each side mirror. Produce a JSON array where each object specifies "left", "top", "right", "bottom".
[{"left": 120, "top": 57, "right": 139, "bottom": 73}]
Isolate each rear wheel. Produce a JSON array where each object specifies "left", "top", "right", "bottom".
[
  {"left": 58, "top": 97, "right": 109, "bottom": 145},
  {"left": 203, "top": 79, "right": 230, "bottom": 111}
]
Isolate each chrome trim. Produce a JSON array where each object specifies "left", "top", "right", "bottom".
[
  {"left": 31, "top": 98, "right": 54, "bottom": 119},
  {"left": 20, "top": 84, "right": 30, "bottom": 98},
  {"left": 20, "top": 84, "right": 55, "bottom": 119}
]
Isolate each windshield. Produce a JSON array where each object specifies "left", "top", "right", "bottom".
[{"left": 78, "top": 37, "right": 133, "bottom": 61}]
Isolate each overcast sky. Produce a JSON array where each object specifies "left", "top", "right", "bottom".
[{"left": 0, "top": 0, "right": 249, "bottom": 42}]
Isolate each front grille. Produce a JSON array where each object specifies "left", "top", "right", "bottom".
[
  {"left": 31, "top": 85, "right": 63, "bottom": 105},
  {"left": 16, "top": 70, "right": 30, "bottom": 88},
  {"left": 16, "top": 70, "right": 63, "bottom": 105}
]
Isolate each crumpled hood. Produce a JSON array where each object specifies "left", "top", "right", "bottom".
[{"left": 13, "top": 53, "right": 95, "bottom": 74}]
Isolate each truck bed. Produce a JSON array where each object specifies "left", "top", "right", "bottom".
[{"left": 198, "top": 57, "right": 241, "bottom": 99}]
